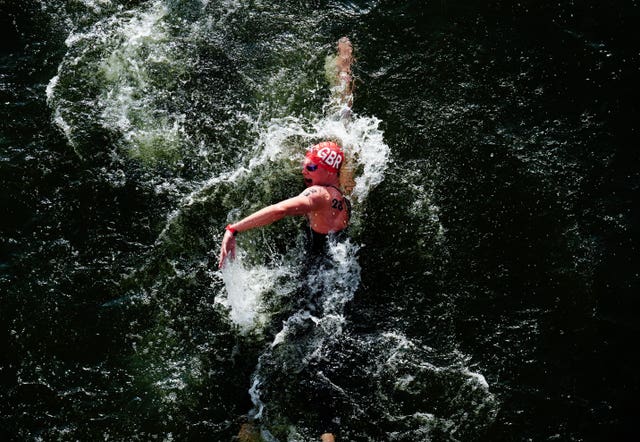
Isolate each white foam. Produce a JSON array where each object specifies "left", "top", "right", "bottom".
[
  {"left": 463, "top": 368, "right": 490, "bottom": 390},
  {"left": 248, "top": 374, "right": 264, "bottom": 419},
  {"left": 46, "top": 0, "right": 192, "bottom": 160},
  {"left": 45, "top": 74, "right": 59, "bottom": 102},
  {"left": 217, "top": 256, "right": 269, "bottom": 331},
  {"left": 78, "top": 0, "right": 112, "bottom": 14},
  {"left": 270, "top": 310, "right": 317, "bottom": 348},
  {"left": 217, "top": 252, "right": 297, "bottom": 333},
  {"left": 97, "top": 1, "right": 190, "bottom": 158}
]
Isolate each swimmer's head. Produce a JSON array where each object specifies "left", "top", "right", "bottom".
[{"left": 305, "top": 141, "right": 344, "bottom": 174}]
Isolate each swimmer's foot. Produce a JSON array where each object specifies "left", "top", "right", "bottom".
[
  {"left": 321, "top": 432, "right": 336, "bottom": 442},
  {"left": 236, "top": 421, "right": 261, "bottom": 442}
]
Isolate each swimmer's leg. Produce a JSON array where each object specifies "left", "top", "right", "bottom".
[{"left": 321, "top": 432, "right": 336, "bottom": 442}]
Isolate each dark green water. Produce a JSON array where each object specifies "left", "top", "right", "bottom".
[{"left": 2, "top": 0, "right": 638, "bottom": 440}]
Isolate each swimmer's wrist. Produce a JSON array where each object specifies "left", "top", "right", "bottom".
[{"left": 225, "top": 224, "right": 238, "bottom": 236}]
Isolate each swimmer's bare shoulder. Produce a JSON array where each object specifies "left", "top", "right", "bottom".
[{"left": 301, "top": 185, "right": 331, "bottom": 207}]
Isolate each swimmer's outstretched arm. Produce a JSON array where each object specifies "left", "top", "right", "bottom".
[
  {"left": 336, "top": 36, "right": 354, "bottom": 101},
  {"left": 218, "top": 191, "right": 325, "bottom": 268}
]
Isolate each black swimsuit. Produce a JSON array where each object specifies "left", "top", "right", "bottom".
[{"left": 300, "top": 185, "right": 351, "bottom": 437}]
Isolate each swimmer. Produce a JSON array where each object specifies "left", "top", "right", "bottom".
[
  {"left": 218, "top": 141, "right": 349, "bottom": 269},
  {"left": 219, "top": 141, "right": 348, "bottom": 442},
  {"left": 221, "top": 37, "right": 356, "bottom": 442}
]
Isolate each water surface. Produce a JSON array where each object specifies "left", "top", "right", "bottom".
[{"left": 1, "top": 0, "right": 638, "bottom": 440}]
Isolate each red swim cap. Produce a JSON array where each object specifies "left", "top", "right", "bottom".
[{"left": 305, "top": 141, "right": 344, "bottom": 173}]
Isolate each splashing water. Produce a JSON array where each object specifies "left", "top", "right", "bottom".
[
  {"left": 97, "top": 1, "right": 189, "bottom": 163},
  {"left": 46, "top": 0, "right": 194, "bottom": 163},
  {"left": 240, "top": 238, "right": 364, "bottom": 439},
  {"left": 218, "top": 251, "right": 299, "bottom": 333}
]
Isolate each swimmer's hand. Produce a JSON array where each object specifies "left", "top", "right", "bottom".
[{"left": 218, "top": 230, "right": 236, "bottom": 269}]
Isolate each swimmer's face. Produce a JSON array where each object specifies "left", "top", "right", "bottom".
[
  {"left": 302, "top": 157, "right": 317, "bottom": 187},
  {"left": 302, "top": 156, "right": 337, "bottom": 186}
]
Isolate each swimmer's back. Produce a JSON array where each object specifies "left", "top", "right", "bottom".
[{"left": 302, "top": 185, "right": 350, "bottom": 234}]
